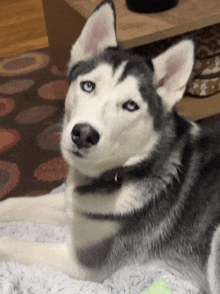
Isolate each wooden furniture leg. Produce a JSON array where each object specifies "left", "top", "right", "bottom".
[{"left": 42, "top": 0, "right": 86, "bottom": 72}]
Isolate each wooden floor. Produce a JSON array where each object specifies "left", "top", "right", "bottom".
[{"left": 0, "top": 0, "right": 48, "bottom": 58}]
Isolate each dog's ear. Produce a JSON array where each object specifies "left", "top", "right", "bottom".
[
  {"left": 68, "top": 0, "right": 117, "bottom": 70},
  {"left": 152, "top": 39, "right": 195, "bottom": 110}
]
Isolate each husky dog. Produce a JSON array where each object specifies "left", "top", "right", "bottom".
[{"left": 1, "top": 0, "right": 220, "bottom": 293}]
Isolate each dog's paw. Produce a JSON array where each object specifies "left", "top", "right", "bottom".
[
  {"left": 0, "top": 198, "right": 18, "bottom": 222},
  {"left": 0, "top": 237, "right": 11, "bottom": 261}
]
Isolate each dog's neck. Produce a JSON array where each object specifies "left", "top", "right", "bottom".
[
  {"left": 67, "top": 112, "right": 193, "bottom": 194},
  {"left": 69, "top": 158, "right": 153, "bottom": 192}
]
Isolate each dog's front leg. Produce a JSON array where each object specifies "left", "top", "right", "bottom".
[
  {"left": 0, "top": 192, "right": 66, "bottom": 226},
  {"left": 0, "top": 237, "right": 88, "bottom": 279}
]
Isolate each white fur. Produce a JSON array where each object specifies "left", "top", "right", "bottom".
[
  {"left": 61, "top": 62, "right": 159, "bottom": 177},
  {"left": 67, "top": 1, "right": 117, "bottom": 72},
  {"left": 152, "top": 40, "right": 194, "bottom": 110},
  {"left": 0, "top": 193, "right": 66, "bottom": 226},
  {"left": 0, "top": 193, "right": 91, "bottom": 280},
  {"left": 190, "top": 121, "right": 200, "bottom": 137},
  {"left": 207, "top": 225, "right": 220, "bottom": 294}
]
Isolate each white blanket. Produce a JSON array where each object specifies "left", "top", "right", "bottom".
[{"left": 0, "top": 185, "right": 199, "bottom": 294}]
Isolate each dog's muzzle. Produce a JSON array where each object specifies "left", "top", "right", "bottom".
[{"left": 71, "top": 123, "right": 100, "bottom": 149}]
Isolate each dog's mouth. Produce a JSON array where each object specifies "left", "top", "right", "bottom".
[
  {"left": 73, "top": 151, "right": 84, "bottom": 158},
  {"left": 62, "top": 147, "right": 86, "bottom": 159},
  {"left": 72, "top": 147, "right": 93, "bottom": 159}
]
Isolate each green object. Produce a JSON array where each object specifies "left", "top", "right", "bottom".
[{"left": 142, "top": 279, "right": 172, "bottom": 294}]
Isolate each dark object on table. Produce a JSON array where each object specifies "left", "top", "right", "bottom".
[{"left": 126, "top": 0, "right": 179, "bottom": 13}]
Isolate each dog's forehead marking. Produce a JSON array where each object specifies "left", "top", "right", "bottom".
[
  {"left": 78, "top": 62, "right": 146, "bottom": 108},
  {"left": 78, "top": 62, "right": 112, "bottom": 81},
  {"left": 113, "top": 61, "right": 128, "bottom": 84},
  {"left": 77, "top": 61, "right": 143, "bottom": 98},
  {"left": 78, "top": 61, "right": 128, "bottom": 84},
  {"left": 83, "top": 61, "right": 143, "bottom": 90}
]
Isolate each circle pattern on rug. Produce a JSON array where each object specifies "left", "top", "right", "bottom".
[
  {"left": 37, "top": 123, "right": 62, "bottom": 150},
  {"left": 23, "top": 190, "right": 49, "bottom": 197},
  {"left": 38, "top": 80, "right": 69, "bottom": 100},
  {"left": 0, "top": 129, "right": 20, "bottom": 153},
  {"left": 51, "top": 65, "right": 64, "bottom": 76},
  {"left": 0, "top": 161, "right": 20, "bottom": 198},
  {"left": 0, "top": 52, "right": 50, "bottom": 76},
  {"left": 0, "top": 48, "right": 66, "bottom": 199},
  {"left": 15, "top": 106, "right": 56, "bottom": 124},
  {"left": 0, "top": 98, "right": 16, "bottom": 117},
  {"left": 0, "top": 79, "right": 34, "bottom": 94},
  {"left": 34, "top": 157, "right": 68, "bottom": 182}
]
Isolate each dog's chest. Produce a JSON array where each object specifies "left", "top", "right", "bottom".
[{"left": 65, "top": 176, "right": 140, "bottom": 247}]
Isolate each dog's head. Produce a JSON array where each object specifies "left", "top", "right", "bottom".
[{"left": 61, "top": 0, "right": 195, "bottom": 177}]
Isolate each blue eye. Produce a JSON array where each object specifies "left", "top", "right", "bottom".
[
  {"left": 122, "top": 100, "right": 139, "bottom": 112},
  {"left": 80, "top": 81, "right": 95, "bottom": 93}
]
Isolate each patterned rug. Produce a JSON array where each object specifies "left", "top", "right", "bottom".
[{"left": 0, "top": 48, "right": 68, "bottom": 200}]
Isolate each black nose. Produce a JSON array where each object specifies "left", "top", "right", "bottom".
[{"left": 72, "top": 124, "right": 100, "bottom": 149}]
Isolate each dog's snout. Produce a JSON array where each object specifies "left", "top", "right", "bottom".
[{"left": 72, "top": 124, "right": 100, "bottom": 149}]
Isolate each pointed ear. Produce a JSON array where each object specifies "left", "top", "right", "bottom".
[
  {"left": 152, "top": 39, "right": 195, "bottom": 110},
  {"left": 68, "top": 0, "right": 117, "bottom": 70}
]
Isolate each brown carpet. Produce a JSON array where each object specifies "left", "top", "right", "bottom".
[{"left": 0, "top": 48, "right": 68, "bottom": 201}]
